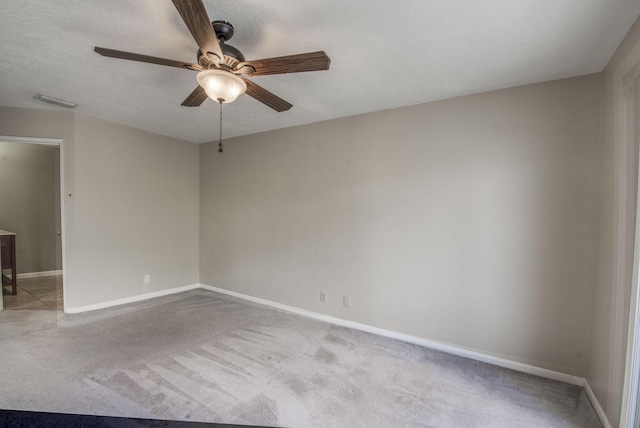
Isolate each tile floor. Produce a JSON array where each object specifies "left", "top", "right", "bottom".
[{"left": 2, "top": 274, "right": 63, "bottom": 310}]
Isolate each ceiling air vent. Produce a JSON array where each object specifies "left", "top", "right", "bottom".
[{"left": 33, "top": 94, "right": 78, "bottom": 109}]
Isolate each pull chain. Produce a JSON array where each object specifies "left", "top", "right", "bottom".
[{"left": 217, "top": 98, "right": 224, "bottom": 153}]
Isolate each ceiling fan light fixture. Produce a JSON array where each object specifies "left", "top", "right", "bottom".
[{"left": 196, "top": 69, "right": 246, "bottom": 103}]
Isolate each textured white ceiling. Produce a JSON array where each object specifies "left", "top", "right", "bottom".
[{"left": 0, "top": 0, "right": 638, "bottom": 143}]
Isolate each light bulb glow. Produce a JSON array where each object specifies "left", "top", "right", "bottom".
[{"left": 196, "top": 69, "right": 247, "bottom": 103}]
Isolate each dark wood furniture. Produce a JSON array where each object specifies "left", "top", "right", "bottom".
[{"left": 0, "top": 231, "right": 17, "bottom": 295}]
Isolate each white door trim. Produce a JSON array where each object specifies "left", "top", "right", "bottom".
[
  {"left": 617, "top": 39, "right": 640, "bottom": 428},
  {"left": 0, "top": 136, "right": 67, "bottom": 312}
]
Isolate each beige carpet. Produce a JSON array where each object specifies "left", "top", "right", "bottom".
[{"left": 0, "top": 289, "right": 601, "bottom": 427}]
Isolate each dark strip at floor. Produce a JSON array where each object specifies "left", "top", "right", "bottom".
[{"left": 0, "top": 409, "right": 274, "bottom": 428}]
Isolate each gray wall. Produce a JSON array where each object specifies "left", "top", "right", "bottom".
[
  {"left": 0, "top": 107, "right": 199, "bottom": 308},
  {"left": 200, "top": 74, "right": 603, "bottom": 377},
  {"left": 0, "top": 141, "right": 61, "bottom": 273},
  {"left": 587, "top": 17, "right": 640, "bottom": 427},
  {"left": 71, "top": 114, "right": 199, "bottom": 307}
]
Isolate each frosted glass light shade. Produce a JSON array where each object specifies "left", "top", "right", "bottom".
[{"left": 196, "top": 69, "right": 247, "bottom": 103}]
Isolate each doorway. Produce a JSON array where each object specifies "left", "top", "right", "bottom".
[
  {"left": 620, "top": 60, "right": 640, "bottom": 427},
  {"left": 0, "top": 137, "right": 65, "bottom": 312}
]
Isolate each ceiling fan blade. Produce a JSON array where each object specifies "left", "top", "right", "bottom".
[
  {"left": 94, "top": 47, "right": 201, "bottom": 70},
  {"left": 181, "top": 86, "right": 208, "bottom": 107},
  {"left": 240, "top": 51, "right": 330, "bottom": 76},
  {"left": 171, "top": 0, "right": 224, "bottom": 61},
  {"left": 243, "top": 79, "right": 292, "bottom": 112}
]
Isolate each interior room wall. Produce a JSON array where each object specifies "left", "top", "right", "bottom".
[
  {"left": 54, "top": 148, "right": 62, "bottom": 270},
  {"left": 0, "top": 141, "right": 61, "bottom": 273},
  {"left": 0, "top": 107, "right": 200, "bottom": 309},
  {"left": 71, "top": 114, "right": 199, "bottom": 308},
  {"left": 200, "top": 73, "right": 603, "bottom": 377},
  {"left": 587, "top": 17, "right": 640, "bottom": 428}
]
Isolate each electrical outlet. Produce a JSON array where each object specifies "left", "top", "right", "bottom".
[
  {"left": 144, "top": 274, "right": 151, "bottom": 284},
  {"left": 343, "top": 296, "right": 350, "bottom": 308},
  {"left": 320, "top": 291, "right": 327, "bottom": 303}
]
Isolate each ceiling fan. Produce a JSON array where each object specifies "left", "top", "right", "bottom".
[{"left": 94, "top": 0, "right": 331, "bottom": 113}]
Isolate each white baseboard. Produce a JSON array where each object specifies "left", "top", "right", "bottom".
[
  {"left": 199, "top": 284, "right": 584, "bottom": 386},
  {"left": 65, "top": 284, "right": 200, "bottom": 314},
  {"left": 17, "top": 270, "right": 62, "bottom": 279},
  {"left": 62, "top": 281, "right": 611, "bottom": 427},
  {"left": 584, "top": 380, "right": 612, "bottom": 428}
]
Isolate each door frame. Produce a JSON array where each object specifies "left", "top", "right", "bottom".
[
  {"left": 618, "top": 40, "right": 640, "bottom": 428},
  {"left": 0, "top": 136, "right": 67, "bottom": 312}
]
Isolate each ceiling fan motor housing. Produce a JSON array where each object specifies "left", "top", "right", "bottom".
[{"left": 197, "top": 20, "right": 245, "bottom": 66}]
